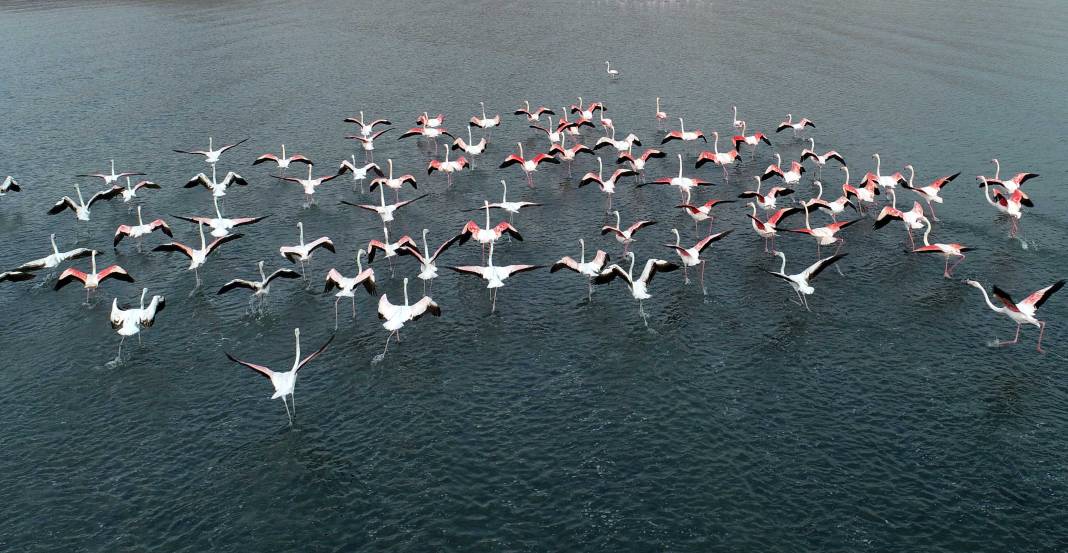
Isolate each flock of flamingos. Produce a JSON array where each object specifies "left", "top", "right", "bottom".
[{"left": 0, "top": 71, "right": 1059, "bottom": 424}]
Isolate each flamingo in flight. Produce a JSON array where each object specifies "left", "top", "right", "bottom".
[
  {"left": 366, "top": 226, "right": 417, "bottom": 275},
  {"left": 662, "top": 118, "right": 706, "bottom": 144},
  {"left": 799, "top": 137, "right": 846, "bottom": 177},
  {"left": 279, "top": 222, "right": 335, "bottom": 278},
  {"left": 114, "top": 205, "right": 173, "bottom": 248},
  {"left": 763, "top": 251, "right": 846, "bottom": 311},
  {"left": 397, "top": 229, "right": 467, "bottom": 295},
  {"left": 76, "top": 159, "right": 145, "bottom": 185},
  {"left": 14, "top": 233, "right": 93, "bottom": 273},
  {"left": 226, "top": 328, "right": 334, "bottom": 425},
  {"left": 48, "top": 183, "right": 123, "bottom": 222},
  {"left": 0, "top": 271, "right": 33, "bottom": 283},
  {"left": 804, "top": 179, "right": 856, "bottom": 222},
  {"left": 873, "top": 189, "right": 928, "bottom": 248},
  {"left": 499, "top": 142, "right": 558, "bottom": 187},
  {"left": 840, "top": 166, "right": 880, "bottom": 213},
  {"left": 739, "top": 175, "right": 794, "bottom": 211},
  {"left": 695, "top": 131, "right": 741, "bottom": 181},
  {"left": 173, "top": 137, "right": 248, "bottom": 165},
  {"left": 415, "top": 112, "right": 445, "bottom": 128},
  {"left": 345, "top": 128, "right": 392, "bottom": 162},
  {"left": 675, "top": 188, "right": 735, "bottom": 235},
  {"left": 341, "top": 182, "right": 427, "bottom": 225},
  {"left": 344, "top": 110, "right": 392, "bottom": 138},
  {"left": 1, "top": 176, "right": 20, "bottom": 196},
  {"left": 218, "top": 260, "right": 301, "bottom": 309},
  {"left": 643, "top": 154, "right": 713, "bottom": 197},
  {"left": 979, "top": 158, "right": 1039, "bottom": 195},
  {"left": 979, "top": 177, "right": 1030, "bottom": 237},
  {"left": 474, "top": 180, "right": 541, "bottom": 224},
  {"left": 451, "top": 126, "right": 487, "bottom": 166},
  {"left": 594, "top": 131, "right": 642, "bottom": 154},
  {"left": 901, "top": 166, "right": 960, "bottom": 221},
  {"left": 253, "top": 144, "right": 312, "bottom": 173},
  {"left": 376, "top": 277, "right": 441, "bottom": 360},
  {"left": 760, "top": 153, "right": 805, "bottom": 186},
  {"left": 784, "top": 204, "right": 860, "bottom": 259},
  {"left": 153, "top": 222, "right": 243, "bottom": 285},
  {"left": 746, "top": 203, "right": 801, "bottom": 253},
  {"left": 731, "top": 122, "right": 772, "bottom": 157},
  {"left": 324, "top": 249, "right": 377, "bottom": 329},
  {"left": 962, "top": 279, "right": 1064, "bottom": 353},
  {"left": 55, "top": 250, "right": 134, "bottom": 298},
  {"left": 530, "top": 116, "right": 565, "bottom": 144},
  {"left": 426, "top": 144, "right": 470, "bottom": 186},
  {"left": 570, "top": 97, "right": 605, "bottom": 120},
  {"left": 859, "top": 153, "right": 907, "bottom": 193},
  {"left": 271, "top": 165, "right": 342, "bottom": 205},
  {"left": 549, "top": 134, "right": 593, "bottom": 177},
  {"left": 514, "top": 100, "right": 554, "bottom": 123},
  {"left": 119, "top": 176, "right": 160, "bottom": 203},
  {"left": 397, "top": 125, "right": 453, "bottom": 153},
  {"left": 461, "top": 201, "right": 523, "bottom": 260},
  {"left": 184, "top": 165, "right": 248, "bottom": 198},
  {"left": 580, "top": 157, "right": 637, "bottom": 212},
  {"left": 469, "top": 101, "right": 501, "bottom": 130},
  {"left": 368, "top": 159, "right": 418, "bottom": 201},
  {"left": 551, "top": 238, "right": 611, "bottom": 301},
  {"left": 775, "top": 114, "right": 815, "bottom": 136},
  {"left": 911, "top": 219, "right": 972, "bottom": 278},
  {"left": 173, "top": 195, "right": 265, "bottom": 238},
  {"left": 617, "top": 146, "right": 665, "bottom": 181},
  {"left": 449, "top": 241, "right": 542, "bottom": 313},
  {"left": 601, "top": 210, "right": 655, "bottom": 254},
  {"left": 593, "top": 252, "right": 679, "bottom": 324},
  {"left": 109, "top": 288, "right": 165, "bottom": 358},
  {"left": 338, "top": 157, "right": 382, "bottom": 192},
  {"left": 663, "top": 228, "right": 732, "bottom": 295}
]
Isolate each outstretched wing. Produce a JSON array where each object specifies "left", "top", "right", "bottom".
[{"left": 296, "top": 334, "right": 335, "bottom": 372}]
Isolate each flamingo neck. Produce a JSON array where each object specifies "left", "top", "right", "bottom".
[
  {"left": 678, "top": 118, "right": 685, "bottom": 132},
  {"left": 484, "top": 203, "right": 491, "bottom": 228},
  {"left": 814, "top": 181, "right": 823, "bottom": 200},
  {"left": 110, "top": 159, "right": 116, "bottom": 175},
  {"left": 213, "top": 196, "right": 221, "bottom": 218},
  {"left": 140, "top": 288, "right": 147, "bottom": 309},
  {"left": 673, "top": 229, "right": 680, "bottom": 247},
  {"left": 258, "top": 262, "right": 266, "bottom": 281},
  {"left": 379, "top": 184, "right": 386, "bottom": 207},
  {"left": 775, "top": 153, "right": 782, "bottom": 167},
  {"left": 91, "top": 251, "right": 97, "bottom": 274},
  {"left": 281, "top": 144, "right": 286, "bottom": 158},
  {"left": 778, "top": 252, "right": 787, "bottom": 273},
  {"left": 357, "top": 250, "right": 364, "bottom": 273},
  {"left": 907, "top": 166, "right": 915, "bottom": 186},
  {"left": 843, "top": 167, "right": 850, "bottom": 185},
  {"left": 50, "top": 234, "right": 58, "bottom": 254},
  {"left": 388, "top": 159, "right": 393, "bottom": 179},
  {"left": 972, "top": 283, "right": 1002, "bottom": 313},
  {"left": 199, "top": 223, "right": 206, "bottom": 248},
  {"left": 298, "top": 223, "right": 304, "bottom": 246},
  {"left": 518, "top": 143, "right": 524, "bottom": 159},
  {"left": 137, "top": 205, "right": 144, "bottom": 226},
  {"left": 922, "top": 218, "right": 932, "bottom": 246},
  {"left": 422, "top": 231, "right": 430, "bottom": 257},
  {"left": 627, "top": 254, "right": 636, "bottom": 278},
  {"left": 874, "top": 155, "right": 882, "bottom": 176},
  {"left": 804, "top": 204, "right": 812, "bottom": 230},
  {"left": 614, "top": 211, "right": 621, "bottom": 229},
  {"left": 403, "top": 279, "right": 410, "bottom": 306},
  {"left": 501, "top": 180, "right": 508, "bottom": 202},
  {"left": 993, "top": 159, "right": 1000, "bottom": 180},
  {"left": 293, "top": 330, "right": 301, "bottom": 368},
  {"left": 579, "top": 239, "right": 586, "bottom": 263},
  {"left": 677, "top": 155, "right": 683, "bottom": 178},
  {"left": 890, "top": 188, "right": 898, "bottom": 209},
  {"left": 75, "top": 184, "right": 84, "bottom": 205}
]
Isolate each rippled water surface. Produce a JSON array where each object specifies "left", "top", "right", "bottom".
[{"left": 2, "top": 0, "right": 1068, "bottom": 550}]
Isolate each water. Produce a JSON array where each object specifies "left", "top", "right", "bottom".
[{"left": 2, "top": 0, "right": 1067, "bottom": 550}]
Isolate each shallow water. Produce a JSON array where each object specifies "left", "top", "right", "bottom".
[{"left": 2, "top": 0, "right": 1067, "bottom": 550}]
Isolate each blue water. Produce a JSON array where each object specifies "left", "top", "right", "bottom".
[{"left": 2, "top": 0, "right": 1067, "bottom": 550}]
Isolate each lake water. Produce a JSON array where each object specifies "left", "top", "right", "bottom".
[{"left": 2, "top": 0, "right": 1067, "bottom": 550}]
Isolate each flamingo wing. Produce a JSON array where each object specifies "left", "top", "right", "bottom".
[
  {"left": 226, "top": 353, "right": 274, "bottom": 380},
  {"left": 802, "top": 254, "right": 846, "bottom": 282},
  {"left": 295, "top": 334, "right": 335, "bottom": 372},
  {"left": 1021, "top": 280, "right": 1065, "bottom": 310}
]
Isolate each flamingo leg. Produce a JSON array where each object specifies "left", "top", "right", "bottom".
[
  {"left": 700, "top": 261, "right": 707, "bottom": 296},
  {"left": 334, "top": 297, "right": 340, "bottom": 330},
  {"left": 1037, "top": 321, "right": 1047, "bottom": 353},
  {"left": 928, "top": 200, "right": 939, "bottom": 221},
  {"left": 683, "top": 265, "right": 689, "bottom": 285},
  {"left": 946, "top": 254, "right": 965, "bottom": 277},
  {"left": 281, "top": 396, "right": 293, "bottom": 426},
  {"left": 996, "top": 324, "right": 1022, "bottom": 347}
]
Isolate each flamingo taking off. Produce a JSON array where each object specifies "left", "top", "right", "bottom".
[
  {"left": 226, "top": 328, "right": 334, "bottom": 425},
  {"left": 963, "top": 279, "right": 1064, "bottom": 353}
]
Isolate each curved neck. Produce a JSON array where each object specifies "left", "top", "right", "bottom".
[
  {"left": 993, "top": 159, "right": 1000, "bottom": 180},
  {"left": 842, "top": 167, "right": 850, "bottom": 185},
  {"left": 775, "top": 153, "right": 781, "bottom": 167},
  {"left": 597, "top": 157, "right": 603, "bottom": 177},
  {"left": 907, "top": 166, "right": 915, "bottom": 186},
  {"left": 213, "top": 196, "right": 221, "bottom": 218},
  {"left": 972, "top": 283, "right": 1002, "bottom": 313},
  {"left": 814, "top": 180, "right": 824, "bottom": 200},
  {"left": 890, "top": 188, "right": 898, "bottom": 209},
  {"left": 379, "top": 184, "right": 386, "bottom": 206},
  {"left": 982, "top": 180, "right": 995, "bottom": 205},
  {"left": 712, "top": 132, "right": 720, "bottom": 154},
  {"left": 517, "top": 143, "right": 524, "bottom": 159},
  {"left": 678, "top": 118, "right": 685, "bottom": 132},
  {"left": 628, "top": 254, "right": 635, "bottom": 278},
  {"left": 778, "top": 253, "right": 787, "bottom": 273},
  {"left": 922, "top": 218, "right": 932, "bottom": 246},
  {"left": 874, "top": 154, "right": 882, "bottom": 175},
  {"left": 673, "top": 229, "right": 680, "bottom": 247}
]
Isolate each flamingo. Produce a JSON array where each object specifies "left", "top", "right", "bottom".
[
  {"left": 153, "top": 222, "right": 243, "bottom": 285},
  {"left": 119, "top": 176, "right": 160, "bottom": 203},
  {"left": 173, "top": 195, "right": 265, "bottom": 238},
  {"left": 594, "top": 131, "right": 642, "bottom": 154},
  {"left": 415, "top": 112, "right": 444, "bottom": 128},
  {"left": 804, "top": 180, "right": 855, "bottom": 221},
  {"left": 840, "top": 166, "right": 880, "bottom": 213},
  {"left": 341, "top": 182, "right": 426, "bottom": 225},
  {"left": 570, "top": 97, "right": 606, "bottom": 120},
  {"left": 775, "top": 114, "right": 815, "bottom": 136},
  {"left": 598, "top": 105, "right": 614, "bottom": 133},
  {"left": 271, "top": 165, "right": 341, "bottom": 205},
  {"left": 580, "top": 157, "right": 637, "bottom": 212},
  {"left": 253, "top": 145, "right": 312, "bottom": 173},
  {"left": 746, "top": 203, "right": 801, "bottom": 253},
  {"left": 279, "top": 222, "right": 335, "bottom": 278},
  {"left": 48, "top": 183, "right": 123, "bottom": 222},
  {"left": 499, "top": 142, "right": 558, "bottom": 187},
  {"left": 549, "top": 134, "right": 593, "bottom": 176},
  {"left": 645, "top": 154, "right": 713, "bottom": 197},
  {"left": 397, "top": 126, "right": 454, "bottom": 153},
  {"left": 368, "top": 159, "right": 418, "bottom": 202},
  {"left": 799, "top": 137, "right": 846, "bottom": 177},
  {"left": 345, "top": 128, "right": 392, "bottom": 162},
  {"left": 911, "top": 219, "right": 972, "bottom": 278},
  {"left": 461, "top": 201, "right": 523, "bottom": 260},
  {"left": 663, "top": 228, "right": 732, "bottom": 294},
  {"left": 338, "top": 157, "right": 382, "bottom": 192},
  {"left": 514, "top": 101, "right": 554, "bottom": 123},
  {"left": 1, "top": 270, "right": 34, "bottom": 283},
  {"left": 873, "top": 189, "right": 928, "bottom": 247},
  {"left": 226, "top": 328, "right": 334, "bottom": 425},
  {"left": 731, "top": 105, "right": 745, "bottom": 131},
  {"left": 617, "top": 147, "right": 665, "bottom": 180},
  {"left": 14, "top": 233, "right": 93, "bottom": 273},
  {"left": 397, "top": 229, "right": 466, "bottom": 295},
  {"left": 763, "top": 251, "right": 846, "bottom": 311},
  {"left": 469, "top": 102, "right": 501, "bottom": 130},
  {"left": 530, "top": 116, "right": 564, "bottom": 144},
  {"left": 366, "top": 226, "right": 417, "bottom": 275},
  {"left": 783, "top": 203, "right": 860, "bottom": 258},
  {"left": 604, "top": 60, "right": 620, "bottom": 78},
  {"left": 0, "top": 176, "right": 20, "bottom": 196},
  {"left": 426, "top": 144, "right": 469, "bottom": 186},
  {"left": 109, "top": 288, "right": 165, "bottom": 357},
  {"left": 760, "top": 153, "right": 805, "bottom": 185},
  {"left": 449, "top": 241, "right": 542, "bottom": 313},
  {"left": 451, "top": 126, "right": 488, "bottom": 166},
  {"left": 324, "top": 249, "right": 377, "bottom": 329},
  {"left": 343, "top": 111, "right": 391, "bottom": 138},
  {"left": 739, "top": 175, "right": 794, "bottom": 211},
  {"left": 979, "top": 177, "right": 1029, "bottom": 237},
  {"left": 376, "top": 277, "right": 441, "bottom": 359},
  {"left": 184, "top": 165, "right": 248, "bottom": 198},
  {"left": 860, "top": 153, "right": 907, "bottom": 193},
  {"left": 557, "top": 107, "right": 593, "bottom": 138},
  {"left": 55, "top": 250, "right": 134, "bottom": 298},
  {"left": 173, "top": 137, "right": 248, "bottom": 165},
  {"left": 731, "top": 121, "right": 772, "bottom": 158},
  {"left": 593, "top": 252, "right": 679, "bottom": 323},
  {"left": 901, "top": 166, "right": 960, "bottom": 221},
  {"left": 76, "top": 159, "right": 145, "bottom": 185},
  {"left": 550, "top": 238, "right": 610, "bottom": 301},
  {"left": 476, "top": 180, "right": 541, "bottom": 224},
  {"left": 601, "top": 210, "right": 655, "bottom": 254},
  {"left": 655, "top": 97, "right": 668, "bottom": 126},
  {"left": 218, "top": 260, "right": 301, "bottom": 309},
  {"left": 962, "top": 279, "right": 1064, "bottom": 353},
  {"left": 979, "top": 159, "right": 1038, "bottom": 196},
  {"left": 675, "top": 188, "right": 736, "bottom": 235},
  {"left": 661, "top": 118, "right": 706, "bottom": 144},
  {"left": 113, "top": 206, "right": 173, "bottom": 248}
]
